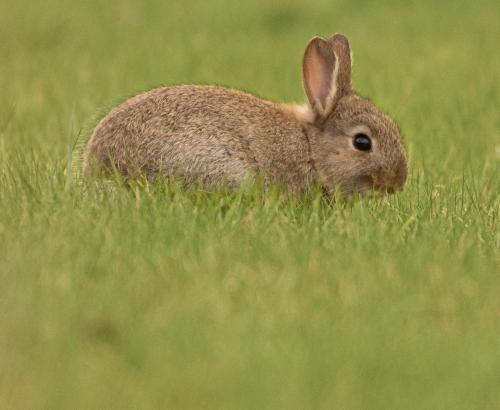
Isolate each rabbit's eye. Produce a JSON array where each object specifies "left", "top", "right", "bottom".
[{"left": 353, "top": 134, "right": 372, "bottom": 151}]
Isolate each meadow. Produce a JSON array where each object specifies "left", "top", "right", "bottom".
[{"left": 0, "top": 0, "right": 499, "bottom": 408}]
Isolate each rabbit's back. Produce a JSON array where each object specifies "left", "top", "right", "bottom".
[{"left": 85, "top": 85, "right": 313, "bottom": 188}]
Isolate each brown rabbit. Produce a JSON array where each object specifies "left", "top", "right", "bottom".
[{"left": 84, "top": 34, "right": 407, "bottom": 196}]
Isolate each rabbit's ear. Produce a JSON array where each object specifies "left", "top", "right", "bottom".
[
  {"left": 328, "top": 33, "right": 352, "bottom": 95},
  {"left": 302, "top": 36, "right": 339, "bottom": 119}
]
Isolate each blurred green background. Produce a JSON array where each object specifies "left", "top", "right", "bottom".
[{"left": 0, "top": 0, "right": 499, "bottom": 409}]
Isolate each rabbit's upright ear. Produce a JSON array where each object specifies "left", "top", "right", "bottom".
[
  {"left": 329, "top": 33, "right": 352, "bottom": 95},
  {"left": 302, "top": 34, "right": 352, "bottom": 121}
]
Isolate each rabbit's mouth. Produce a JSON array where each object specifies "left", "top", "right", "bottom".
[
  {"left": 328, "top": 178, "right": 375, "bottom": 198},
  {"left": 363, "top": 171, "right": 406, "bottom": 195},
  {"left": 352, "top": 175, "right": 381, "bottom": 196},
  {"left": 343, "top": 175, "right": 399, "bottom": 197}
]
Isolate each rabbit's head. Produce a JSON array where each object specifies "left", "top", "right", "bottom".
[{"left": 302, "top": 34, "right": 407, "bottom": 196}]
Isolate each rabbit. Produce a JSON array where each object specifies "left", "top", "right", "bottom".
[{"left": 84, "top": 33, "right": 407, "bottom": 196}]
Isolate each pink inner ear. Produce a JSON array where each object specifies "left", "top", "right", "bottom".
[
  {"left": 303, "top": 41, "right": 336, "bottom": 113},
  {"left": 309, "top": 47, "right": 333, "bottom": 109}
]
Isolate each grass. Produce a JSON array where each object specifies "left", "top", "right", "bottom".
[{"left": 0, "top": 0, "right": 499, "bottom": 408}]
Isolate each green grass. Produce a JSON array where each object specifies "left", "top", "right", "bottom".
[{"left": 1, "top": 0, "right": 499, "bottom": 408}]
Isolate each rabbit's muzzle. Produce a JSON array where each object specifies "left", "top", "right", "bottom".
[{"left": 371, "top": 164, "right": 407, "bottom": 194}]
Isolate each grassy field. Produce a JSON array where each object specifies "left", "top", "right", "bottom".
[{"left": 1, "top": 0, "right": 499, "bottom": 408}]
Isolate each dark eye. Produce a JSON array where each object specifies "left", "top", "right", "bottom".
[{"left": 353, "top": 133, "right": 372, "bottom": 151}]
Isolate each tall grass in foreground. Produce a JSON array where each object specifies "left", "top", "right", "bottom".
[{"left": 1, "top": 149, "right": 498, "bottom": 408}]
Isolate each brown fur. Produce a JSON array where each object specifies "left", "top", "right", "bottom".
[{"left": 84, "top": 33, "right": 407, "bottom": 196}]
